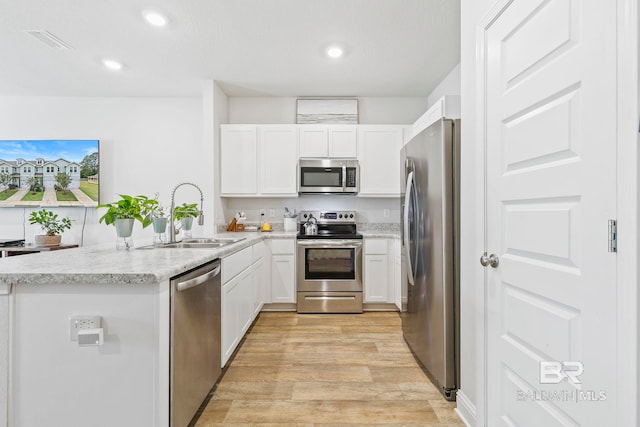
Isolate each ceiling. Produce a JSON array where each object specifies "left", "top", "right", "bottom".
[{"left": 0, "top": 0, "right": 460, "bottom": 98}]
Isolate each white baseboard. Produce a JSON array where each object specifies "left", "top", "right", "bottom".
[{"left": 455, "top": 389, "right": 476, "bottom": 427}]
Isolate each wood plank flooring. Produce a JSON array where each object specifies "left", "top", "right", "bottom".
[{"left": 195, "top": 312, "right": 464, "bottom": 426}]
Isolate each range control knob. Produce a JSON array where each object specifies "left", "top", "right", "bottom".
[
  {"left": 349, "top": 213, "right": 354, "bottom": 219},
  {"left": 339, "top": 214, "right": 343, "bottom": 219},
  {"left": 303, "top": 213, "right": 308, "bottom": 218}
]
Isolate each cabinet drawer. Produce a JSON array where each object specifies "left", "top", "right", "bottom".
[
  {"left": 252, "top": 241, "right": 266, "bottom": 262},
  {"left": 222, "top": 246, "right": 252, "bottom": 283},
  {"left": 269, "top": 239, "right": 295, "bottom": 255},
  {"left": 364, "top": 239, "right": 388, "bottom": 255}
]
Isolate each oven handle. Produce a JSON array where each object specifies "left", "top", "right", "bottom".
[{"left": 296, "top": 240, "right": 363, "bottom": 247}]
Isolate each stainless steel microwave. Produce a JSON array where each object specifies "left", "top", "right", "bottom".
[{"left": 298, "top": 159, "right": 359, "bottom": 194}]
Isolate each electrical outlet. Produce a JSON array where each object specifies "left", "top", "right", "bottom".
[
  {"left": 383, "top": 209, "right": 390, "bottom": 218},
  {"left": 259, "top": 209, "right": 266, "bottom": 216},
  {"left": 70, "top": 315, "right": 101, "bottom": 341},
  {"left": 269, "top": 209, "right": 276, "bottom": 218}
]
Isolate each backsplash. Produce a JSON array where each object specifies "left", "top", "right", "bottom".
[{"left": 219, "top": 196, "right": 401, "bottom": 229}]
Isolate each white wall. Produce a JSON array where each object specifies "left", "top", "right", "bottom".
[
  {"left": 0, "top": 96, "right": 205, "bottom": 246},
  {"left": 229, "top": 97, "right": 428, "bottom": 124},
  {"left": 427, "top": 63, "right": 461, "bottom": 108}
]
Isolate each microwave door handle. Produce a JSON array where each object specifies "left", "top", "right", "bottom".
[{"left": 342, "top": 164, "right": 347, "bottom": 192}]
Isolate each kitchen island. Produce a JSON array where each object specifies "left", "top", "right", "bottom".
[{"left": 0, "top": 232, "right": 294, "bottom": 427}]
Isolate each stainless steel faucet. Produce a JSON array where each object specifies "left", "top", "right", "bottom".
[{"left": 169, "top": 182, "right": 204, "bottom": 243}]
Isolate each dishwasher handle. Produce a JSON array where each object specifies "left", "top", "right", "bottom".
[{"left": 176, "top": 265, "right": 221, "bottom": 292}]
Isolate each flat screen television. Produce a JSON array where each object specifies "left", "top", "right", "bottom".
[{"left": 0, "top": 139, "right": 99, "bottom": 208}]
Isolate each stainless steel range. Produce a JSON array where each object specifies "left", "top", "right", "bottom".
[{"left": 296, "top": 211, "right": 363, "bottom": 313}]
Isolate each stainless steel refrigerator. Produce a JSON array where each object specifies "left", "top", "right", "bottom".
[{"left": 400, "top": 118, "right": 460, "bottom": 401}]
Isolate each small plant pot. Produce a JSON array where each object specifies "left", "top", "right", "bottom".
[
  {"left": 180, "top": 217, "right": 194, "bottom": 231},
  {"left": 35, "top": 235, "right": 61, "bottom": 246},
  {"left": 114, "top": 218, "right": 135, "bottom": 250},
  {"left": 115, "top": 218, "right": 134, "bottom": 238},
  {"left": 152, "top": 217, "right": 168, "bottom": 234}
]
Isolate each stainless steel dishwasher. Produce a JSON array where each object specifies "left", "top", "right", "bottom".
[{"left": 170, "top": 259, "right": 221, "bottom": 427}]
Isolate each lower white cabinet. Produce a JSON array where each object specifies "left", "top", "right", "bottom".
[
  {"left": 364, "top": 254, "right": 389, "bottom": 302},
  {"left": 267, "top": 239, "right": 296, "bottom": 303},
  {"left": 222, "top": 267, "right": 252, "bottom": 366},
  {"left": 363, "top": 238, "right": 400, "bottom": 305},
  {"left": 221, "top": 241, "right": 266, "bottom": 367},
  {"left": 252, "top": 257, "right": 266, "bottom": 317}
]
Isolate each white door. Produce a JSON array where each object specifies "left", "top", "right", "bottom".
[
  {"left": 220, "top": 125, "right": 257, "bottom": 195},
  {"left": 483, "top": 0, "right": 616, "bottom": 425}
]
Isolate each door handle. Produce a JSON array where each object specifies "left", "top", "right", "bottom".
[
  {"left": 480, "top": 252, "right": 499, "bottom": 268},
  {"left": 480, "top": 252, "right": 490, "bottom": 267},
  {"left": 489, "top": 254, "right": 499, "bottom": 268}
]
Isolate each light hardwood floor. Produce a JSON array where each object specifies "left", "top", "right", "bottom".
[{"left": 195, "top": 312, "right": 464, "bottom": 426}]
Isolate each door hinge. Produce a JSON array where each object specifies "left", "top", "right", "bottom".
[{"left": 608, "top": 219, "right": 617, "bottom": 253}]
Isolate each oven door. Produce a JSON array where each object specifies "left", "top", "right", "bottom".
[{"left": 296, "top": 240, "right": 363, "bottom": 292}]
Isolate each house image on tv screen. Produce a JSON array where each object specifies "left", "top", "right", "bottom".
[{"left": 0, "top": 140, "right": 99, "bottom": 208}]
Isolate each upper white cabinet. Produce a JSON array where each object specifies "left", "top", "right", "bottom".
[
  {"left": 259, "top": 125, "right": 298, "bottom": 195},
  {"left": 357, "top": 126, "right": 404, "bottom": 196},
  {"left": 220, "top": 125, "right": 297, "bottom": 197},
  {"left": 220, "top": 125, "right": 257, "bottom": 195},
  {"left": 299, "top": 125, "right": 357, "bottom": 158}
]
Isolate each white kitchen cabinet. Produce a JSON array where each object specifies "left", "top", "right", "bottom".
[
  {"left": 252, "top": 241, "right": 266, "bottom": 317},
  {"left": 222, "top": 269, "right": 250, "bottom": 366},
  {"left": 393, "top": 239, "right": 402, "bottom": 311},
  {"left": 220, "top": 125, "right": 257, "bottom": 195},
  {"left": 268, "top": 239, "right": 296, "bottom": 303},
  {"left": 221, "top": 242, "right": 264, "bottom": 366},
  {"left": 299, "top": 125, "right": 357, "bottom": 158},
  {"left": 357, "top": 126, "right": 404, "bottom": 196},
  {"left": 220, "top": 125, "right": 297, "bottom": 197},
  {"left": 259, "top": 125, "right": 298, "bottom": 195},
  {"left": 363, "top": 238, "right": 398, "bottom": 304}
]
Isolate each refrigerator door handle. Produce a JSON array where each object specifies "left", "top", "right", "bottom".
[{"left": 403, "top": 171, "right": 416, "bottom": 285}]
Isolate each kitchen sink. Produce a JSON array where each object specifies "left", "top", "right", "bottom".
[
  {"left": 161, "top": 242, "right": 229, "bottom": 249},
  {"left": 138, "top": 237, "right": 245, "bottom": 250},
  {"left": 182, "top": 238, "right": 246, "bottom": 244}
]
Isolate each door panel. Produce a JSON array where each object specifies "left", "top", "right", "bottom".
[{"left": 484, "top": 0, "right": 616, "bottom": 425}]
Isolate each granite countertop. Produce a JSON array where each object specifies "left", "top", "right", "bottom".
[
  {"left": 360, "top": 231, "right": 401, "bottom": 239},
  {"left": 0, "top": 232, "right": 297, "bottom": 287}
]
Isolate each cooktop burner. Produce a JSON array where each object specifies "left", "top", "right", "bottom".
[
  {"left": 296, "top": 232, "right": 363, "bottom": 240},
  {"left": 297, "top": 210, "right": 361, "bottom": 239}
]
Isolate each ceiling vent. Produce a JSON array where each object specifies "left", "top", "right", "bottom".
[{"left": 26, "top": 30, "right": 72, "bottom": 50}]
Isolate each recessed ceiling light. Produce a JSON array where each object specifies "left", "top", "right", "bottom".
[
  {"left": 326, "top": 46, "right": 344, "bottom": 59},
  {"left": 142, "top": 10, "right": 168, "bottom": 27},
  {"left": 102, "top": 59, "right": 123, "bottom": 71}
]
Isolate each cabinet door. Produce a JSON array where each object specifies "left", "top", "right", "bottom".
[
  {"left": 221, "top": 275, "right": 241, "bottom": 366},
  {"left": 328, "top": 126, "right": 357, "bottom": 158},
  {"left": 357, "top": 126, "right": 403, "bottom": 196},
  {"left": 220, "top": 126, "right": 258, "bottom": 194},
  {"left": 259, "top": 126, "right": 298, "bottom": 195},
  {"left": 271, "top": 254, "right": 295, "bottom": 303},
  {"left": 252, "top": 258, "right": 266, "bottom": 317},
  {"left": 299, "top": 126, "right": 328, "bottom": 157},
  {"left": 238, "top": 269, "right": 254, "bottom": 336},
  {"left": 364, "top": 254, "right": 388, "bottom": 303}
]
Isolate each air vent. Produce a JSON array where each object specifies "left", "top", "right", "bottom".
[{"left": 26, "top": 30, "right": 72, "bottom": 50}]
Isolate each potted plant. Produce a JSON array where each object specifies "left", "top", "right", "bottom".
[
  {"left": 97, "top": 194, "right": 157, "bottom": 249},
  {"left": 149, "top": 196, "right": 168, "bottom": 245},
  {"left": 29, "top": 209, "right": 72, "bottom": 246},
  {"left": 173, "top": 203, "right": 199, "bottom": 237}
]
